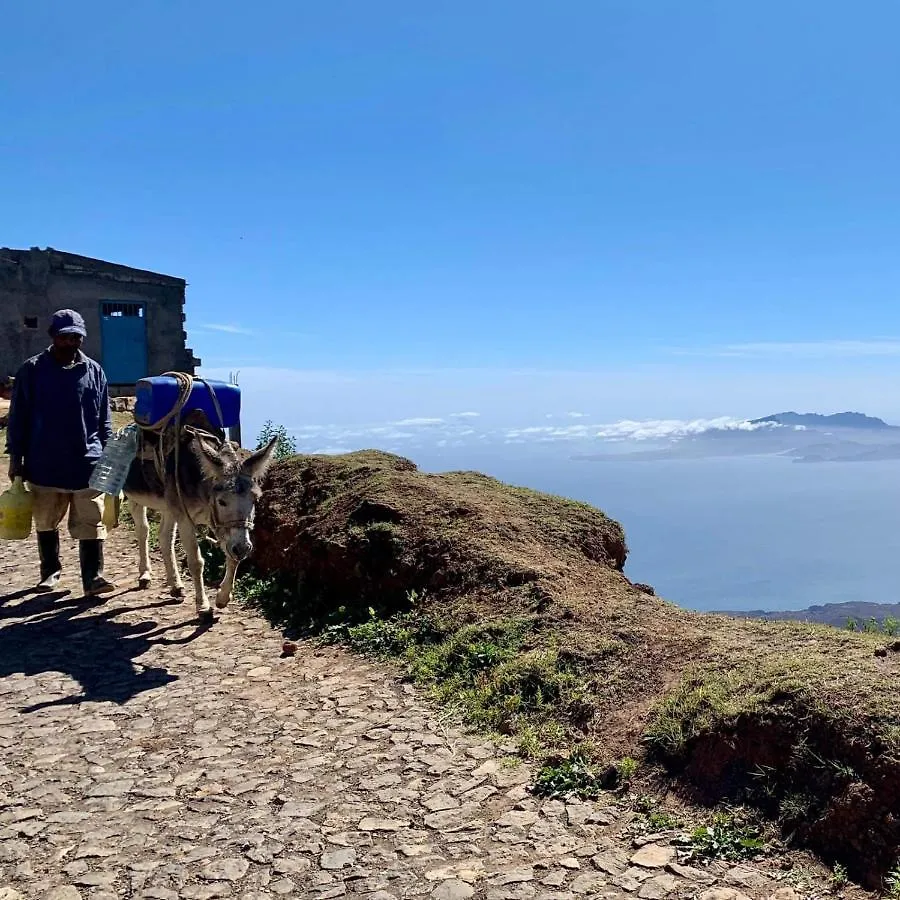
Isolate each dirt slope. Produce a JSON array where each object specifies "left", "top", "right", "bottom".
[{"left": 253, "top": 450, "right": 900, "bottom": 888}]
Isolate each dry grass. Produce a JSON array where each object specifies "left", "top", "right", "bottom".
[{"left": 250, "top": 449, "right": 900, "bottom": 888}]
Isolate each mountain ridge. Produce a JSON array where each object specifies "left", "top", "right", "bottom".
[
  {"left": 751, "top": 410, "right": 896, "bottom": 430},
  {"left": 720, "top": 600, "right": 900, "bottom": 628}
]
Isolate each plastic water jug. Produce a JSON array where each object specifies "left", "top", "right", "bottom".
[
  {"left": 134, "top": 377, "right": 241, "bottom": 429},
  {"left": 0, "top": 478, "right": 33, "bottom": 540},
  {"left": 103, "top": 493, "right": 122, "bottom": 530},
  {"left": 90, "top": 424, "right": 139, "bottom": 496}
]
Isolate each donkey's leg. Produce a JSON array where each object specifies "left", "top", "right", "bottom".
[
  {"left": 134, "top": 503, "right": 153, "bottom": 589},
  {"left": 216, "top": 557, "right": 240, "bottom": 609},
  {"left": 160, "top": 513, "right": 184, "bottom": 598},
  {"left": 179, "top": 517, "right": 212, "bottom": 622}
]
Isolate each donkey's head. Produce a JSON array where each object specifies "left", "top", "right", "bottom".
[{"left": 192, "top": 436, "right": 279, "bottom": 561}]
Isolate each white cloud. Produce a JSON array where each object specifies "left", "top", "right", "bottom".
[
  {"left": 197, "top": 323, "right": 255, "bottom": 336},
  {"left": 392, "top": 417, "right": 445, "bottom": 426},
  {"left": 505, "top": 424, "right": 594, "bottom": 440},
  {"left": 311, "top": 446, "right": 353, "bottom": 455},
  {"left": 567, "top": 412, "right": 589, "bottom": 418},
  {"left": 504, "top": 417, "right": 780, "bottom": 443},
  {"left": 380, "top": 430, "right": 417, "bottom": 440},
  {"left": 678, "top": 339, "right": 900, "bottom": 359},
  {"left": 592, "top": 416, "right": 777, "bottom": 441},
  {"left": 449, "top": 411, "right": 480, "bottom": 419}
]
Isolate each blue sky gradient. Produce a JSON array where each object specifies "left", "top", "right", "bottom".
[{"left": 4, "top": 1, "right": 900, "bottom": 440}]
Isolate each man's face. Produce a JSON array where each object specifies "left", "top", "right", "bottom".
[{"left": 51, "top": 333, "right": 84, "bottom": 365}]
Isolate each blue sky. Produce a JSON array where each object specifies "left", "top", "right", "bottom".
[{"left": 4, "top": 1, "right": 900, "bottom": 444}]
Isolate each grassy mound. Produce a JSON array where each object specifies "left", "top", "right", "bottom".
[{"left": 251, "top": 450, "right": 900, "bottom": 888}]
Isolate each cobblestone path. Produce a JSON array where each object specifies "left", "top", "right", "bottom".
[{"left": 0, "top": 529, "right": 817, "bottom": 900}]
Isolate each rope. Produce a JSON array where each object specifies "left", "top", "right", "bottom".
[
  {"left": 136, "top": 373, "right": 229, "bottom": 528},
  {"left": 139, "top": 371, "right": 195, "bottom": 433}
]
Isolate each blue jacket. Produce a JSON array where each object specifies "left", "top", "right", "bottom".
[{"left": 6, "top": 349, "right": 113, "bottom": 490}]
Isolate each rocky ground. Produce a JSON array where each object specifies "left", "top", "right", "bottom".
[{"left": 0, "top": 526, "right": 853, "bottom": 900}]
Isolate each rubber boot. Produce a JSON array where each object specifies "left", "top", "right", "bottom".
[
  {"left": 36, "top": 530, "right": 62, "bottom": 593},
  {"left": 79, "top": 540, "right": 117, "bottom": 597}
]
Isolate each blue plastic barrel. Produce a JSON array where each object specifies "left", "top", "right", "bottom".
[{"left": 134, "top": 377, "right": 241, "bottom": 429}]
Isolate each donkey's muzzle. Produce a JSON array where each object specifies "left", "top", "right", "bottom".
[{"left": 228, "top": 538, "right": 253, "bottom": 561}]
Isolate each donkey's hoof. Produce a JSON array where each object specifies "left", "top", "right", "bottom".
[
  {"left": 138, "top": 577, "right": 151, "bottom": 590},
  {"left": 215, "top": 591, "right": 231, "bottom": 610},
  {"left": 198, "top": 608, "right": 214, "bottom": 626},
  {"left": 170, "top": 586, "right": 185, "bottom": 599}
]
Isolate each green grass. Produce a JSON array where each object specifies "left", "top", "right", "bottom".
[
  {"left": 643, "top": 666, "right": 761, "bottom": 759},
  {"left": 533, "top": 749, "right": 606, "bottom": 799},
  {"left": 640, "top": 650, "right": 900, "bottom": 878},
  {"left": 641, "top": 656, "right": 859, "bottom": 762},
  {"left": 627, "top": 807, "right": 684, "bottom": 838},
  {"left": 676, "top": 811, "right": 767, "bottom": 862},
  {"left": 327, "top": 611, "right": 594, "bottom": 748},
  {"left": 885, "top": 866, "right": 900, "bottom": 899},
  {"left": 616, "top": 756, "right": 638, "bottom": 785},
  {"left": 645, "top": 809, "right": 681, "bottom": 831},
  {"left": 830, "top": 863, "right": 849, "bottom": 891}
]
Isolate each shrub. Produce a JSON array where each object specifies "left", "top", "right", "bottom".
[{"left": 257, "top": 420, "right": 297, "bottom": 461}]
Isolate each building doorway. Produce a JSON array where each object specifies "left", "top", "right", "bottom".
[{"left": 100, "top": 301, "right": 148, "bottom": 384}]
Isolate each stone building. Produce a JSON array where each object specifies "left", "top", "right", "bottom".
[{"left": 0, "top": 247, "right": 200, "bottom": 394}]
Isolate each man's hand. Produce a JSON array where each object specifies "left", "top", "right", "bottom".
[{"left": 7, "top": 458, "right": 23, "bottom": 481}]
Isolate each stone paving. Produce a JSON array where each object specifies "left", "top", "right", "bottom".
[{"left": 0, "top": 529, "right": 817, "bottom": 900}]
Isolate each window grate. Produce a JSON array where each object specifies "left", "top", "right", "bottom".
[{"left": 102, "top": 302, "right": 144, "bottom": 318}]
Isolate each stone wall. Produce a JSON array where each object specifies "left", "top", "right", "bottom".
[
  {"left": 0, "top": 247, "right": 201, "bottom": 390},
  {"left": 110, "top": 396, "right": 137, "bottom": 412}
]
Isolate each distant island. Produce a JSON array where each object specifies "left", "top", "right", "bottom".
[
  {"left": 750, "top": 411, "right": 897, "bottom": 431},
  {"left": 575, "top": 409, "right": 900, "bottom": 463}
]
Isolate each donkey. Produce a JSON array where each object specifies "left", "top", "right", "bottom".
[{"left": 124, "top": 425, "right": 278, "bottom": 623}]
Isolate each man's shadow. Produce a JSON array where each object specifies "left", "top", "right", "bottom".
[{"left": 0, "top": 588, "right": 213, "bottom": 712}]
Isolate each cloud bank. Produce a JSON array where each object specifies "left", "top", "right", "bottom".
[{"left": 271, "top": 414, "right": 786, "bottom": 454}]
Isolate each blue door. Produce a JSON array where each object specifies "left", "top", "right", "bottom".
[{"left": 100, "top": 301, "right": 148, "bottom": 384}]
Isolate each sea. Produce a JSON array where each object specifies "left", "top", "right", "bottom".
[{"left": 410, "top": 447, "right": 900, "bottom": 613}]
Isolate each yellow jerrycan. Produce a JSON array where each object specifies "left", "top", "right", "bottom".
[
  {"left": 0, "top": 478, "right": 34, "bottom": 540},
  {"left": 103, "top": 492, "right": 122, "bottom": 530}
]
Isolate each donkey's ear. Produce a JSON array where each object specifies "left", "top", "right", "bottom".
[
  {"left": 192, "top": 436, "right": 227, "bottom": 481},
  {"left": 243, "top": 437, "right": 279, "bottom": 481}
]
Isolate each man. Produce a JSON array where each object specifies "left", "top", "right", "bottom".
[{"left": 6, "top": 309, "right": 117, "bottom": 596}]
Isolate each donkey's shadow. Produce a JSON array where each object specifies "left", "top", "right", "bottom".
[{"left": 0, "top": 589, "right": 211, "bottom": 712}]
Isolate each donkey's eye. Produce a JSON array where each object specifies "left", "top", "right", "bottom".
[{"left": 217, "top": 498, "right": 227, "bottom": 507}]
